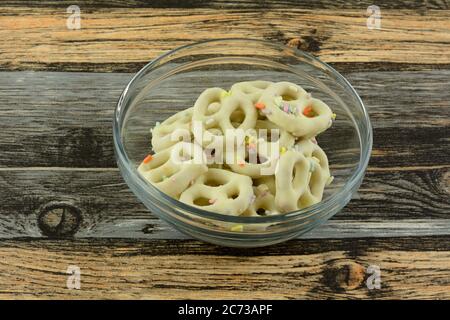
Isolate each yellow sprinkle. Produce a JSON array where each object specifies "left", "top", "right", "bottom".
[
  {"left": 230, "top": 224, "right": 244, "bottom": 232},
  {"left": 331, "top": 113, "right": 337, "bottom": 120},
  {"left": 289, "top": 85, "right": 298, "bottom": 92},
  {"left": 220, "top": 90, "right": 231, "bottom": 99},
  {"left": 274, "top": 96, "right": 283, "bottom": 105},
  {"left": 280, "top": 147, "right": 287, "bottom": 154},
  {"left": 312, "top": 156, "right": 321, "bottom": 164}
]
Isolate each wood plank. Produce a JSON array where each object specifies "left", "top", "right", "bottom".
[
  {"left": 0, "top": 7, "right": 449, "bottom": 72},
  {"left": 0, "top": 237, "right": 448, "bottom": 299},
  {"left": 0, "top": 71, "right": 448, "bottom": 168},
  {"left": 0, "top": 166, "right": 448, "bottom": 238},
  {"left": 2, "top": 0, "right": 448, "bottom": 10}
]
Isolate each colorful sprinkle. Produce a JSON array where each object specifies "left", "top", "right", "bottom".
[
  {"left": 274, "top": 96, "right": 283, "bottom": 106},
  {"left": 230, "top": 224, "right": 244, "bottom": 232},
  {"left": 143, "top": 154, "right": 153, "bottom": 163},
  {"left": 309, "top": 160, "right": 316, "bottom": 172},
  {"left": 280, "top": 147, "right": 287, "bottom": 154},
  {"left": 208, "top": 198, "right": 217, "bottom": 204},
  {"left": 255, "top": 102, "right": 265, "bottom": 110},
  {"left": 289, "top": 105, "right": 296, "bottom": 114},
  {"left": 331, "top": 113, "right": 337, "bottom": 120},
  {"left": 220, "top": 90, "right": 231, "bottom": 99},
  {"left": 283, "top": 103, "right": 290, "bottom": 113},
  {"left": 303, "top": 106, "right": 313, "bottom": 117},
  {"left": 238, "top": 162, "right": 245, "bottom": 167},
  {"left": 261, "top": 108, "right": 272, "bottom": 115}
]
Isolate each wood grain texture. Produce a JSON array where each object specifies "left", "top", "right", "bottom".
[
  {"left": 0, "top": 166, "right": 448, "bottom": 238},
  {"left": 0, "top": 237, "right": 448, "bottom": 299},
  {"left": 0, "top": 6, "right": 449, "bottom": 72},
  {"left": 2, "top": 0, "right": 449, "bottom": 10},
  {"left": 0, "top": 71, "right": 448, "bottom": 168}
]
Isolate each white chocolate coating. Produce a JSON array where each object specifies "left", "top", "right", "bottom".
[
  {"left": 138, "top": 142, "right": 208, "bottom": 198},
  {"left": 258, "top": 82, "right": 333, "bottom": 138},
  {"left": 192, "top": 87, "right": 257, "bottom": 147},
  {"left": 230, "top": 80, "right": 273, "bottom": 103},
  {"left": 179, "top": 168, "right": 253, "bottom": 216},
  {"left": 138, "top": 81, "right": 334, "bottom": 218},
  {"left": 151, "top": 107, "right": 193, "bottom": 152}
]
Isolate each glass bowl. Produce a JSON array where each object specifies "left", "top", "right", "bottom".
[{"left": 113, "top": 39, "right": 372, "bottom": 247}]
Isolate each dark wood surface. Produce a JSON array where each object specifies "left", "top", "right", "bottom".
[{"left": 0, "top": 0, "right": 449, "bottom": 299}]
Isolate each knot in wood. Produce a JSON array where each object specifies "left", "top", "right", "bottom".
[
  {"left": 38, "top": 202, "right": 82, "bottom": 238},
  {"left": 323, "top": 260, "right": 365, "bottom": 291}
]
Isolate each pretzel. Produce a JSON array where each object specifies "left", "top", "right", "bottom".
[
  {"left": 274, "top": 145, "right": 331, "bottom": 212},
  {"left": 297, "top": 143, "right": 331, "bottom": 208},
  {"left": 151, "top": 107, "right": 193, "bottom": 152},
  {"left": 230, "top": 80, "right": 273, "bottom": 103},
  {"left": 179, "top": 168, "right": 254, "bottom": 216},
  {"left": 242, "top": 184, "right": 278, "bottom": 216},
  {"left": 274, "top": 150, "right": 311, "bottom": 213},
  {"left": 192, "top": 87, "right": 257, "bottom": 147},
  {"left": 258, "top": 82, "right": 333, "bottom": 138},
  {"left": 139, "top": 80, "right": 335, "bottom": 217},
  {"left": 138, "top": 142, "right": 208, "bottom": 198},
  {"left": 252, "top": 119, "right": 295, "bottom": 156},
  {"left": 293, "top": 137, "right": 316, "bottom": 157}
]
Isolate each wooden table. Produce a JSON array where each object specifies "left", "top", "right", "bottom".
[{"left": 0, "top": 1, "right": 449, "bottom": 299}]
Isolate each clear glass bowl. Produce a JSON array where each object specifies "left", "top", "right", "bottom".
[{"left": 113, "top": 39, "right": 372, "bottom": 247}]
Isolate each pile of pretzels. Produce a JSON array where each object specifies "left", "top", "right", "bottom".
[{"left": 138, "top": 81, "right": 334, "bottom": 216}]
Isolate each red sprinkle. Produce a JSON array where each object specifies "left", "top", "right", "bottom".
[
  {"left": 303, "top": 106, "right": 316, "bottom": 117},
  {"left": 303, "top": 106, "right": 312, "bottom": 115},
  {"left": 254, "top": 102, "right": 266, "bottom": 110},
  {"left": 143, "top": 154, "right": 153, "bottom": 163}
]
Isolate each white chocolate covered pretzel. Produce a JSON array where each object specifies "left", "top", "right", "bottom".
[
  {"left": 297, "top": 143, "right": 331, "bottom": 208},
  {"left": 192, "top": 87, "right": 257, "bottom": 147},
  {"left": 139, "top": 80, "right": 335, "bottom": 217},
  {"left": 151, "top": 107, "right": 193, "bottom": 152},
  {"left": 258, "top": 82, "right": 333, "bottom": 137},
  {"left": 274, "top": 150, "right": 311, "bottom": 213},
  {"left": 230, "top": 80, "right": 273, "bottom": 103},
  {"left": 138, "top": 142, "right": 208, "bottom": 198},
  {"left": 179, "top": 168, "right": 253, "bottom": 216}
]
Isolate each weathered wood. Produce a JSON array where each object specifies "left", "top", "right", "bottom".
[
  {"left": 0, "top": 237, "right": 448, "bottom": 299},
  {"left": 1, "top": 0, "right": 449, "bottom": 10},
  {"left": 0, "top": 71, "right": 448, "bottom": 168},
  {"left": 0, "top": 6, "right": 449, "bottom": 72},
  {"left": 0, "top": 166, "right": 448, "bottom": 238}
]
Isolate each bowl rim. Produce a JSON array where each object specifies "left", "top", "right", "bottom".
[{"left": 113, "top": 38, "right": 373, "bottom": 224}]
